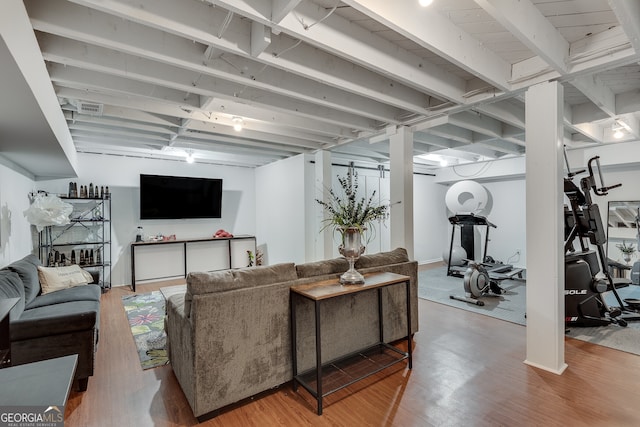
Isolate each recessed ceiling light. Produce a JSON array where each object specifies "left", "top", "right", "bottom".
[
  {"left": 185, "top": 152, "right": 195, "bottom": 163},
  {"left": 419, "top": 0, "right": 433, "bottom": 6},
  {"left": 232, "top": 117, "right": 243, "bottom": 132}
]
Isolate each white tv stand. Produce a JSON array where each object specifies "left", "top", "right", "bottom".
[{"left": 130, "top": 235, "right": 256, "bottom": 291}]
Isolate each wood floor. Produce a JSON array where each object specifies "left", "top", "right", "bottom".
[{"left": 63, "top": 280, "right": 640, "bottom": 427}]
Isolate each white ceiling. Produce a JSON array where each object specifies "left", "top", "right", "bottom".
[{"left": 1, "top": 0, "right": 639, "bottom": 177}]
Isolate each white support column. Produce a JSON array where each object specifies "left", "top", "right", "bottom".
[
  {"left": 315, "top": 150, "right": 334, "bottom": 260},
  {"left": 389, "top": 126, "right": 414, "bottom": 259},
  {"left": 524, "top": 81, "right": 567, "bottom": 374}
]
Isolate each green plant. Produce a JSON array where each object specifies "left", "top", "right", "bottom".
[
  {"left": 616, "top": 240, "right": 636, "bottom": 254},
  {"left": 315, "top": 170, "right": 389, "bottom": 236}
]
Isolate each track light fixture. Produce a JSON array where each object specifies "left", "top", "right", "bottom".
[
  {"left": 612, "top": 121, "right": 625, "bottom": 139},
  {"left": 232, "top": 117, "right": 243, "bottom": 132}
]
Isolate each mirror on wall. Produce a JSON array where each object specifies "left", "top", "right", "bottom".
[{"left": 607, "top": 201, "right": 640, "bottom": 278}]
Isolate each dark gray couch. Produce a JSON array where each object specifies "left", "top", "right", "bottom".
[{"left": 0, "top": 254, "right": 100, "bottom": 391}]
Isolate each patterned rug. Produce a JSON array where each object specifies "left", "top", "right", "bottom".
[{"left": 122, "top": 291, "right": 169, "bottom": 369}]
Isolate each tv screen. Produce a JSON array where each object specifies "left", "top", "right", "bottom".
[{"left": 140, "top": 174, "right": 223, "bottom": 219}]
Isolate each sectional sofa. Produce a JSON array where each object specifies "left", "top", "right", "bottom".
[
  {"left": 165, "top": 247, "right": 418, "bottom": 420},
  {"left": 0, "top": 254, "right": 101, "bottom": 391}
]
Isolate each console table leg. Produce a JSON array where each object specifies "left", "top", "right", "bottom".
[
  {"left": 406, "top": 280, "right": 412, "bottom": 369},
  {"left": 291, "top": 293, "right": 298, "bottom": 392},
  {"left": 315, "top": 299, "right": 323, "bottom": 415}
]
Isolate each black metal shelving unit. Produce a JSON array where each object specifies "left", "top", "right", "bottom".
[{"left": 38, "top": 195, "right": 112, "bottom": 291}]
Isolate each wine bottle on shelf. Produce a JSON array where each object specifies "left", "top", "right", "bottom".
[
  {"left": 90, "top": 249, "right": 94, "bottom": 265},
  {"left": 96, "top": 248, "right": 101, "bottom": 264},
  {"left": 85, "top": 249, "right": 90, "bottom": 265},
  {"left": 79, "top": 250, "right": 85, "bottom": 265},
  {"left": 71, "top": 250, "right": 76, "bottom": 264},
  {"left": 89, "top": 183, "right": 94, "bottom": 198}
]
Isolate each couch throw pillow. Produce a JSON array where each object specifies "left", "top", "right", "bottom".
[{"left": 37, "top": 265, "right": 94, "bottom": 295}]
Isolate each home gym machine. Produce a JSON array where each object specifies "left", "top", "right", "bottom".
[
  {"left": 446, "top": 213, "right": 495, "bottom": 277},
  {"left": 447, "top": 214, "right": 524, "bottom": 306},
  {"left": 564, "top": 155, "right": 640, "bottom": 327}
]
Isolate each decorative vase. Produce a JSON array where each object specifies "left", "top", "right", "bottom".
[
  {"left": 338, "top": 227, "right": 366, "bottom": 285},
  {"left": 623, "top": 253, "right": 632, "bottom": 264}
]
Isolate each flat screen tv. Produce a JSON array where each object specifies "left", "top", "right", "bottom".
[{"left": 140, "top": 174, "right": 223, "bottom": 219}]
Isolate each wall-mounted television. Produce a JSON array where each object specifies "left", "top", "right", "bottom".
[{"left": 140, "top": 174, "right": 223, "bottom": 219}]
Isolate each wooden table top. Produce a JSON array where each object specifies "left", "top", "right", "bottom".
[{"left": 290, "top": 271, "right": 410, "bottom": 301}]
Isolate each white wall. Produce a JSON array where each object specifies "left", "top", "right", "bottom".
[
  {"left": 481, "top": 179, "right": 527, "bottom": 267},
  {"left": 255, "top": 154, "right": 306, "bottom": 265},
  {"left": 413, "top": 173, "right": 448, "bottom": 264},
  {"left": 39, "top": 153, "right": 256, "bottom": 286},
  {"left": 0, "top": 161, "right": 37, "bottom": 266},
  {"left": 435, "top": 163, "right": 528, "bottom": 268}
]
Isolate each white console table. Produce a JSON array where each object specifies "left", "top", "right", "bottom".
[{"left": 130, "top": 235, "right": 256, "bottom": 291}]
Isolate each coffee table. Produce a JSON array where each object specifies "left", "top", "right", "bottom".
[{"left": 0, "top": 354, "right": 77, "bottom": 406}]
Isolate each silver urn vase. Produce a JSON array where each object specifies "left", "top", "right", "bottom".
[{"left": 338, "top": 227, "right": 366, "bottom": 284}]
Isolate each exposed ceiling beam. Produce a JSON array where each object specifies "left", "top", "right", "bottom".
[
  {"left": 511, "top": 27, "right": 637, "bottom": 89},
  {"left": 63, "top": 110, "right": 178, "bottom": 136},
  {"left": 207, "top": 0, "right": 468, "bottom": 104},
  {"left": 608, "top": 0, "right": 640, "bottom": 54},
  {"left": 475, "top": 0, "right": 569, "bottom": 73},
  {"left": 571, "top": 74, "right": 617, "bottom": 117},
  {"left": 35, "top": 31, "right": 390, "bottom": 132},
  {"left": 56, "top": 0, "right": 434, "bottom": 115},
  {"left": 54, "top": 86, "right": 328, "bottom": 150},
  {"left": 271, "top": 0, "right": 302, "bottom": 24},
  {"left": 343, "top": 0, "right": 511, "bottom": 91}
]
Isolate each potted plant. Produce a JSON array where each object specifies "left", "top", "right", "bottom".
[
  {"left": 616, "top": 240, "right": 636, "bottom": 264},
  {"left": 316, "top": 169, "right": 390, "bottom": 284}
]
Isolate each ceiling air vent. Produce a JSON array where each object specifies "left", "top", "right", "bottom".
[{"left": 77, "top": 101, "right": 104, "bottom": 116}]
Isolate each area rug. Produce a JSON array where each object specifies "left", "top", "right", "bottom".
[
  {"left": 122, "top": 291, "right": 169, "bottom": 369},
  {"left": 418, "top": 266, "right": 640, "bottom": 356},
  {"left": 418, "top": 266, "right": 527, "bottom": 326},
  {"left": 565, "top": 286, "right": 640, "bottom": 355}
]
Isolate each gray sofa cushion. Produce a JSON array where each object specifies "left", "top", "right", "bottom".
[
  {"left": 296, "top": 257, "right": 349, "bottom": 278},
  {"left": 188, "top": 263, "right": 297, "bottom": 295},
  {"left": 188, "top": 269, "right": 235, "bottom": 295},
  {"left": 25, "top": 284, "right": 101, "bottom": 310},
  {"left": 355, "top": 247, "right": 409, "bottom": 269},
  {"left": 6, "top": 254, "right": 42, "bottom": 306},
  {"left": 0, "top": 270, "right": 26, "bottom": 320},
  {"left": 185, "top": 263, "right": 297, "bottom": 317},
  {"left": 11, "top": 300, "right": 100, "bottom": 341},
  {"left": 232, "top": 263, "right": 297, "bottom": 287}
]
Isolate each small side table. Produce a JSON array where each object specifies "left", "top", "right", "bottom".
[
  {"left": 290, "top": 272, "right": 412, "bottom": 415},
  {"left": 0, "top": 297, "right": 19, "bottom": 368}
]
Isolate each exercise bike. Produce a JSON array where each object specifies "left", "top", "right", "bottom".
[{"left": 449, "top": 260, "right": 507, "bottom": 306}]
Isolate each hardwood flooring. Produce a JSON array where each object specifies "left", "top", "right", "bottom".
[{"left": 64, "top": 280, "right": 640, "bottom": 426}]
